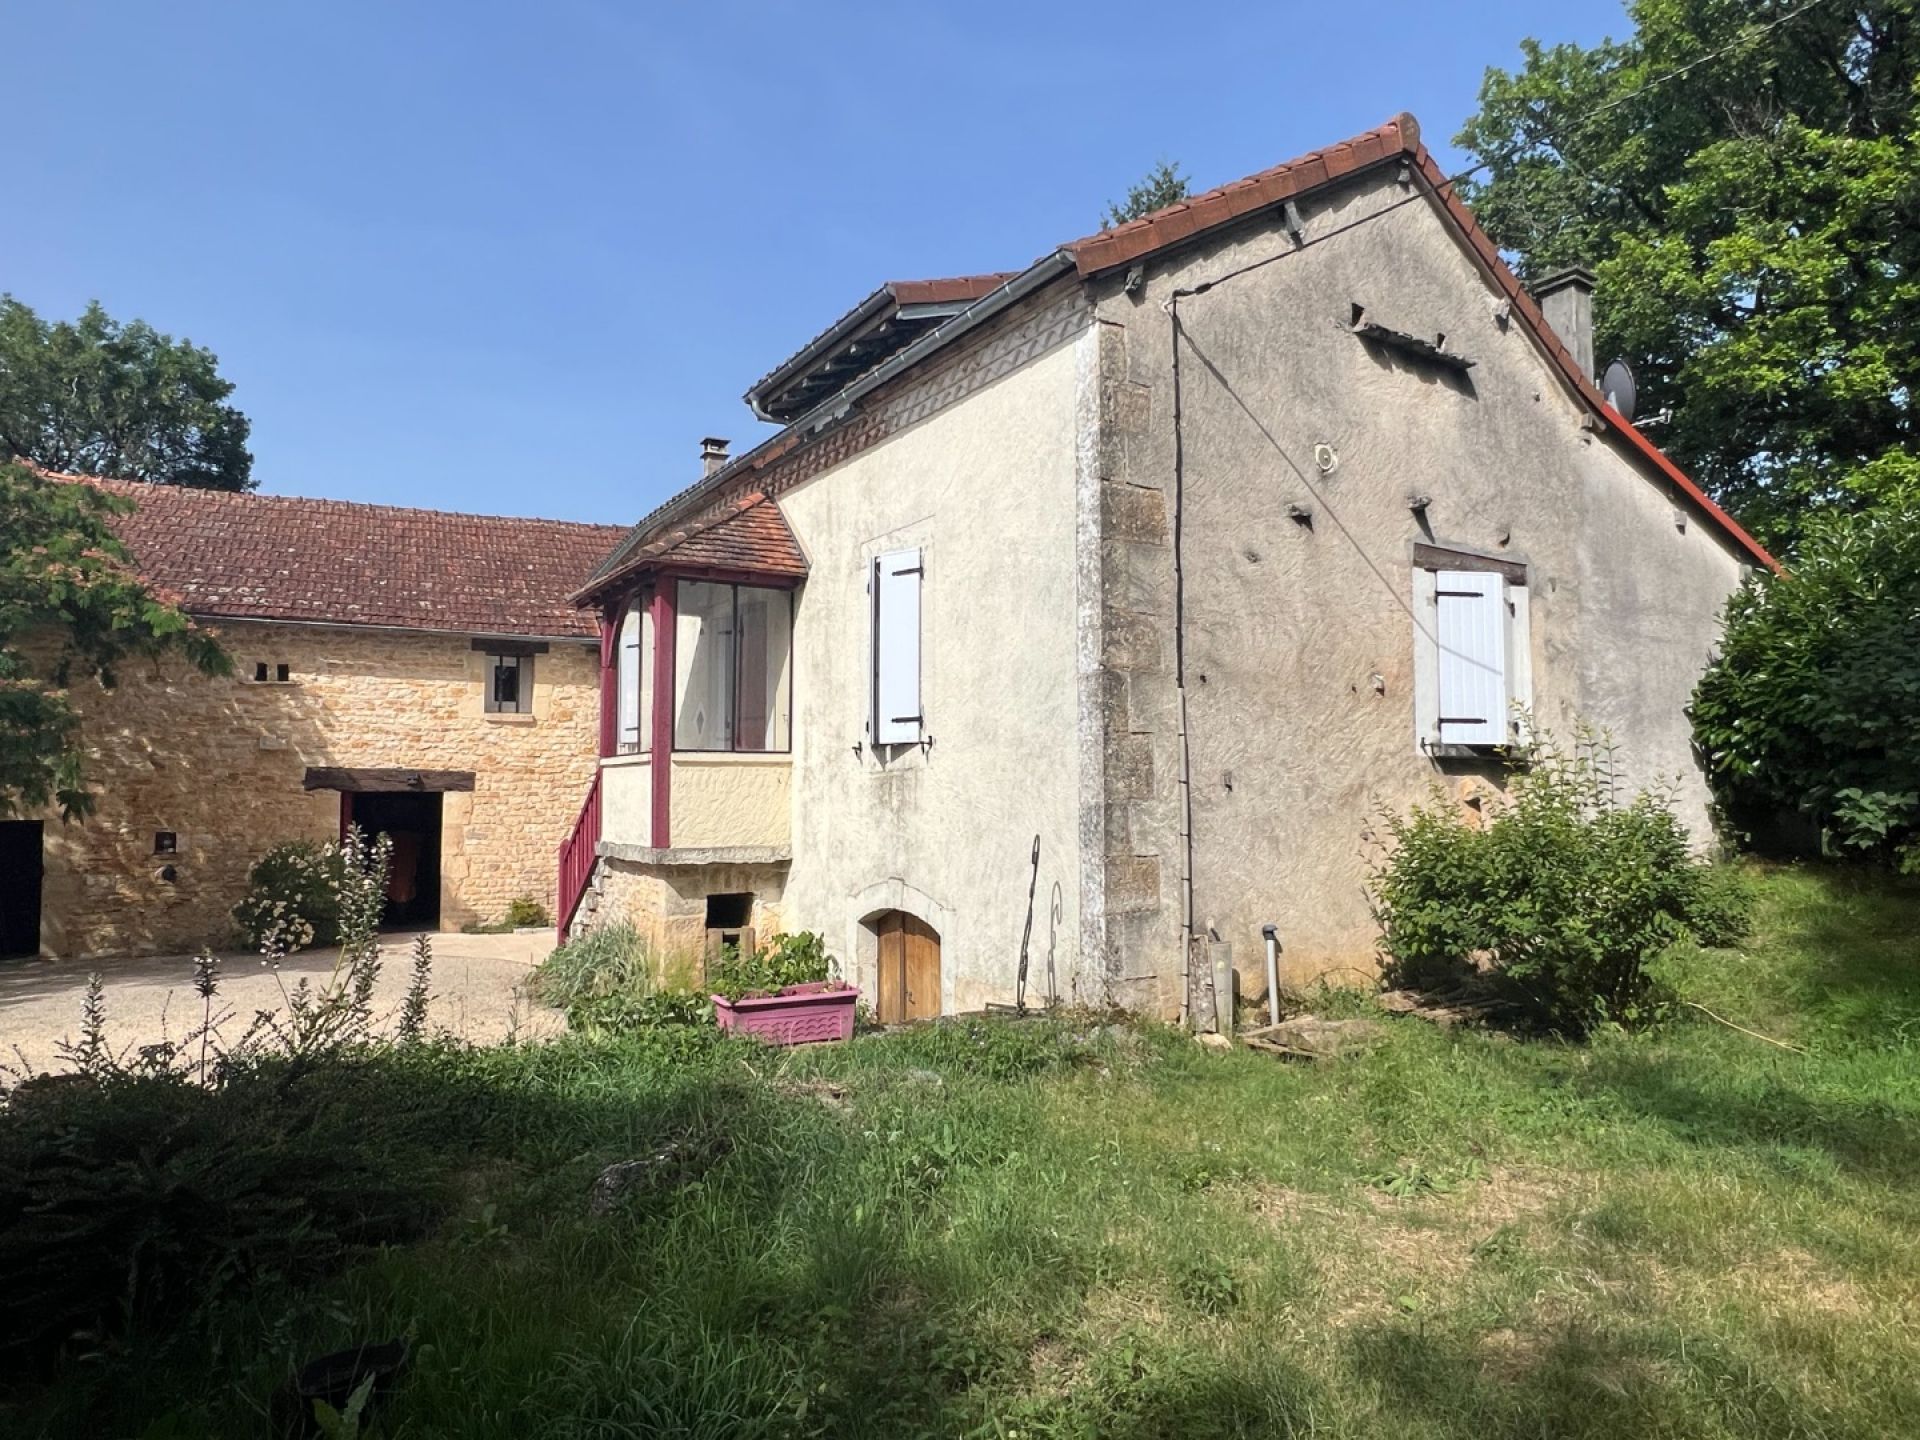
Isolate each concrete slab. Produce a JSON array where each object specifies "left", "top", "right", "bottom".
[{"left": 0, "top": 929, "right": 567, "bottom": 1079}]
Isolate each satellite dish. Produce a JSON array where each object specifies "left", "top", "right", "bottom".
[{"left": 1602, "top": 358, "right": 1637, "bottom": 421}]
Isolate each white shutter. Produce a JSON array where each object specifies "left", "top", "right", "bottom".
[
  {"left": 872, "top": 548, "right": 922, "bottom": 745},
  {"left": 616, "top": 605, "right": 643, "bottom": 750},
  {"left": 1435, "top": 570, "right": 1507, "bottom": 747}
]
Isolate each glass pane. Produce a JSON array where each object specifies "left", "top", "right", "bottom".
[
  {"left": 616, "top": 607, "right": 642, "bottom": 747},
  {"left": 637, "top": 598, "right": 655, "bottom": 752},
  {"left": 734, "top": 586, "right": 791, "bottom": 751},
  {"left": 675, "top": 581, "right": 734, "bottom": 750},
  {"left": 615, "top": 599, "right": 656, "bottom": 751},
  {"left": 492, "top": 656, "right": 521, "bottom": 712}
]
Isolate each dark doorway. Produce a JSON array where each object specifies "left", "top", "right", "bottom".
[
  {"left": 349, "top": 791, "right": 443, "bottom": 930},
  {"left": 0, "top": 821, "right": 45, "bottom": 959}
]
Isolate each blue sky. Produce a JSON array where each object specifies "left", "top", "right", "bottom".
[{"left": 9, "top": 2, "right": 1631, "bottom": 524}]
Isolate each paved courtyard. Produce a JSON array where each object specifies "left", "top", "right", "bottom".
[{"left": 1, "top": 929, "right": 566, "bottom": 1078}]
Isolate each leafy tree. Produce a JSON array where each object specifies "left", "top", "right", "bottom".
[
  {"left": 0, "top": 296, "right": 254, "bottom": 491},
  {"left": 1457, "top": 1, "right": 1920, "bottom": 547},
  {"left": 0, "top": 461, "right": 228, "bottom": 819},
  {"left": 1691, "top": 499, "right": 1920, "bottom": 870},
  {"left": 1104, "top": 160, "right": 1190, "bottom": 228}
]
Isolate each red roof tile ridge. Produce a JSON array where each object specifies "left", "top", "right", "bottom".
[{"left": 1066, "top": 115, "right": 1420, "bottom": 275}]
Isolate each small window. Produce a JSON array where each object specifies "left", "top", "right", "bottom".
[
  {"left": 275, "top": 663, "right": 291, "bottom": 683},
  {"left": 153, "top": 830, "right": 177, "bottom": 855},
  {"left": 705, "top": 893, "right": 753, "bottom": 929},
  {"left": 1413, "top": 549, "right": 1531, "bottom": 754},
  {"left": 486, "top": 653, "right": 531, "bottom": 714},
  {"left": 253, "top": 662, "right": 268, "bottom": 682},
  {"left": 672, "top": 580, "right": 791, "bottom": 752}
]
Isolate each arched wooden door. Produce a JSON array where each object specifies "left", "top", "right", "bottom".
[{"left": 875, "top": 911, "right": 941, "bottom": 1024}]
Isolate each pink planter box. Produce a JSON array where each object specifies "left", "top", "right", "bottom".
[{"left": 712, "top": 982, "right": 859, "bottom": 1046}]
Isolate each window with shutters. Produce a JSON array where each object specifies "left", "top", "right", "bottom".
[
  {"left": 672, "top": 580, "right": 792, "bottom": 752},
  {"left": 484, "top": 652, "right": 531, "bottom": 714},
  {"left": 615, "top": 593, "right": 654, "bottom": 753},
  {"left": 870, "top": 547, "right": 924, "bottom": 746},
  {"left": 1412, "top": 548, "right": 1531, "bottom": 754}
]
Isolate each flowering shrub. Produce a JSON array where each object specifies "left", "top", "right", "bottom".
[{"left": 232, "top": 841, "right": 347, "bottom": 952}]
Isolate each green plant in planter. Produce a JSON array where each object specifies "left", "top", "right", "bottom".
[{"left": 710, "top": 931, "right": 838, "bottom": 1002}]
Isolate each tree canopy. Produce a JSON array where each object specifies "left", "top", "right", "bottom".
[
  {"left": 1457, "top": 0, "right": 1919, "bottom": 548},
  {"left": 1691, "top": 496, "right": 1920, "bottom": 869},
  {"left": 0, "top": 461, "right": 228, "bottom": 819},
  {"left": 0, "top": 296, "right": 254, "bottom": 492},
  {"left": 1104, "top": 160, "right": 1190, "bottom": 229}
]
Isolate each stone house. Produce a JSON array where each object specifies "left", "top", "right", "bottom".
[
  {"left": 558, "top": 112, "right": 1775, "bottom": 1023},
  {"left": 2, "top": 481, "right": 623, "bottom": 961}
]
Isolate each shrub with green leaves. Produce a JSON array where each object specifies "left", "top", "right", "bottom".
[
  {"left": 231, "top": 840, "right": 347, "bottom": 952},
  {"left": 505, "top": 895, "right": 550, "bottom": 928},
  {"left": 1370, "top": 730, "right": 1747, "bottom": 1035},
  {"left": 1692, "top": 500, "right": 1920, "bottom": 872}
]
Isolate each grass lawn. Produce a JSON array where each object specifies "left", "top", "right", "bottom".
[{"left": 11, "top": 864, "right": 1920, "bottom": 1438}]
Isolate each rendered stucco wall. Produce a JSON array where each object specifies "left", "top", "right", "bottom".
[
  {"left": 33, "top": 621, "right": 600, "bottom": 959},
  {"left": 600, "top": 755, "right": 654, "bottom": 847},
  {"left": 669, "top": 755, "right": 791, "bottom": 850},
  {"left": 778, "top": 322, "right": 1093, "bottom": 1013},
  {"left": 1092, "top": 166, "right": 1748, "bottom": 1000}
]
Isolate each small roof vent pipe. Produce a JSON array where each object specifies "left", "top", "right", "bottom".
[{"left": 700, "top": 437, "right": 730, "bottom": 476}]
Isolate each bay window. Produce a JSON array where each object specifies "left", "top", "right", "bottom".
[{"left": 674, "top": 580, "right": 791, "bottom": 752}]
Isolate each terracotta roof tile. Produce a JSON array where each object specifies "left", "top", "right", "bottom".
[
  {"left": 1065, "top": 116, "right": 1420, "bottom": 278},
  {"left": 889, "top": 274, "right": 1021, "bottom": 306},
  {"left": 79, "top": 479, "right": 627, "bottom": 637},
  {"left": 597, "top": 491, "right": 807, "bottom": 586}
]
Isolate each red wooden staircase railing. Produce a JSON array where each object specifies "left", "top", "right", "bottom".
[{"left": 556, "top": 771, "right": 602, "bottom": 944}]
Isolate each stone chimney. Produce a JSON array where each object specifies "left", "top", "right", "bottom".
[
  {"left": 700, "top": 437, "right": 730, "bottom": 476},
  {"left": 1531, "top": 267, "right": 1595, "bottom": 383}
]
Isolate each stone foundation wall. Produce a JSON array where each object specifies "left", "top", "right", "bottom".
[
  {"left": 34, "top": 620, "right": 600, "bottom": 959},
  {"left": 591, "top": 856, "right": 789, "bottom": 985}
]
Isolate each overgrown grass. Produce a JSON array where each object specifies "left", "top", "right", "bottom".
[{"left": 6, "top": 864, "right": 1919, "bottom": 1437}]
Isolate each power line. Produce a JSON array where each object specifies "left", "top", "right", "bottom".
[
  {"left": 1173, "top": 0, "right": 1845, "bottom": 302},
  {"left": 1578, "top": 0, "right": 1842, "bottom": 126}
]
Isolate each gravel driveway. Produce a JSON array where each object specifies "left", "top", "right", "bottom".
[{"left": 1, "top": 930, "right": 566, "bottom": 1079}]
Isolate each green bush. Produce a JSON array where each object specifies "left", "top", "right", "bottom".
[
  {"left": 1369, "top": 730, "right": 1748, "bottom": 1035},
  {"left": 1691, "top": 500, "right": 1920, "bottom": 871},
  {"left": 505, "top": 895, "right": 551, "bottom": 928},
  {"left": 232, "top": 840, "right": 346, "bottom": 952},
  {"left": 710, "top": 931, "right": 835, "bottom": 1002}
]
